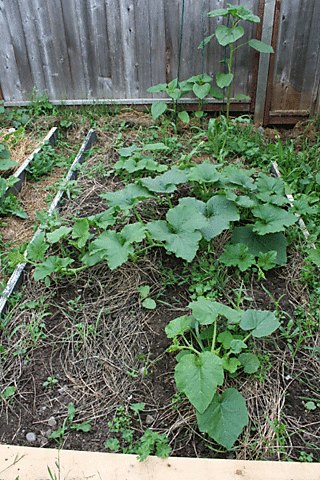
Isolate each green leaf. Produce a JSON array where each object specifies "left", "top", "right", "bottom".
[
  {"left": 216, "top": 73, "right": 233, "bottom": 89},
  {"left": 219, "top": 243, "right": 255, "bottom": 272},
  {"left": 178, "top": 111, "right": 190, "bottom": 123},
  {"left": 47, "top": 226, "right": 72, "bottom": 244},
  {"left": 118, "top": 145, "right": 138, "bottom": 157},
  {"left": 189, "top": 299, "right": 241, "bottom": 326},
  {"left": 257, "top": 251, "right": 277, "bottom": 271},
  {"left": 196, "top": 388, "right": 249, "bottom": 450},
  {"left": 0, "top": 157, "right": 18, "bottom": 170},
  {"left": 240, "top": 310, "right": 280, "bottom": 338},
  {"left": 308, "top": 248, "right": 320, "bottom": 266},
  {"left": 207, "top": 8, "right": 228, "bottom": 18},
  {"left": 34, "top": 256, "right": 74, "bottom": 281},
  {"left": 88, "top": 209, "right": 116, "bottom": 229},
  {"left": 216, "top": 25, "right": 244, "bottom": 46},
  {"left": 237, "top": 9, "right": 260, "bottom": 23},
  {"left": 238, "top": 353, "right": 260, "bottom": 373},
  {"left": 221, "top": 356, "right": 241, "bottom": 374},
  {"left": 137, "top": 285, "right": 150, "bottom": 299},
  {"left": 193, "top": 83, "right": 211, "bottom": 100},
  {"left": 230, "top": 339, "right": 247, "bottom": 354},
  {"left": 92, "top": 230, "right": 133, "bottom": 270},
  {"left": 0, "top": 144, "right": 11, "bottom": 160},
  {"left": 234, "top": 94, "right": 250, "bottom": 101},
  {"left": 26, "top": 232, "right": 49, "bottom": 262},
  {"left": 252, "top": 204, "right": 297, "bottom": 235},
  {"left": 175, "top": 352, "right": 224, "bottom": 413},
  {"left": 141, "top": 167, "right": 188, "bottom": 194},
  {"left": 143, "top": 142, "right": 169, "bottom": 152},
  {"left": 147, "top": 83, "right": 167, "bottom": 93},
  {"left": 165, "top": 315, "right": 192, "bottom": 338},
  {"left": 151, "top": 101, "right": 167, "bottom": 120},
  {"left": 92, "top": 223, "right": 146, "bottom": 270},
  {"left": 217, "top": 330, "right": 234, "bottom": 349},
  {"left": 248, "top": 39, "right": 274, "bottom": 54},
  {"left": 142, "top": 298, "right": 156, "bottom": 309},
  {"left": 148, "top": 204, "right": 206, "bottom": 261},
  {"left": 72, "top": 219, "right": 90, "bottom": 248},
  {"left": 209, "top": 86, "right": 224, "bottom": 100},
  {"left": 187, "top": 163, "right": 222, "bottom": 184},
  {"left": 101, "top": 183, "right": 152, "bottom": 210},
  {"left": 201, "top": 195, "right": 240, "bottom": 241},
  {"left": 198, "top": 33, "right": 216, "bottom": 49},
  {"left": 231, "top": 226, "right": 287, "bottom": 266}
]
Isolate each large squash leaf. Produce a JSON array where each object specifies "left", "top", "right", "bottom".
[
  {"left": 175, "top": 352, "right": 224, "bottom": 414},
  {"left": 196, "top": 388, "right": 248, "bottom": 450},
  {"left": 231, "top": 225, "right": 287, "bottom": 266}
]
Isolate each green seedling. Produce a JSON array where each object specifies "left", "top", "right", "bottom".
[
  {"left": 1, "top": 386, "right": 17, "bottom": 401},
  {"left": 137, "top": 285, "right": 156, "bottom": 310},
  {"left": 105, "top": 404, "right": 170, "bottom": 461},
  {"left": 49, "top": 402, "right": 91, "bottom": 446},
  {"left": 43, "top": 377, "right": 58, "bottom": 389}
]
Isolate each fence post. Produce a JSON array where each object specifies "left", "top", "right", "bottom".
[{"left": 253, "top": 0, "right": 277, "bottom": 125}]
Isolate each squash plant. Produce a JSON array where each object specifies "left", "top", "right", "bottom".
[
  {"left": 165, "top": 297, "right": 280, "bottom": 449},
  {"left": 26, "top": 161, "right": 297, "bottom": 284}
]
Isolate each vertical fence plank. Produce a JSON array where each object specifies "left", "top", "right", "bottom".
[
  {"left": 0, "top": 2, "right": 23, "bottom": 101},
  {"left": 149, "top": 0, "right": 166, "bottom": 94},
  {"left": 134, "top": 0, "right": 152, "bottom": 97},
  {"left": 87, "top": 0, "right": 112, "bottom": 98},
  {"left": 119, "top": 0, "right": 139, "bottom": 98},
  {"left": 295, "top": 0, "right": 320, "bottom": 110},
  {"left": 46, "top": 0, "right": 73, "bottom": 100},
  {"left": 105, "top": 0, "right": 125, "bottom": 98},
  {"left": 60, "top": 1, "right": 88, "bottom": 99},
  {"left": 2, "top": 0, "right": 34, "bottom": 99},
  {"left": 163, "top": 0, "right": 180, "bottom": 83}
]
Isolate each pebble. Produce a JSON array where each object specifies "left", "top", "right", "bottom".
[
  {"left": 58, "top": 386, "right": 68, "bottom": 394},
  {"left": 26, "top": 432, "right": 36, "bottom": 442},
  {"left": 257, "top": 126, "right": 265, "bottom": 134},
  {"left": 48, "top": 416, "right": 57, "bottom": 428},
  {"left": 45, "top": 429, "right": 52, "bottom": 437},
  {"left": 145, "top": 415, "right": 154, "bottom": 425}
]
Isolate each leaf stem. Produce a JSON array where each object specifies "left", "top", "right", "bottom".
[
  {"left": 166, "top": 193, "right": 173, "bottom": 209},
  {"left": 211, "top": 317, "right": 218, "bottom": 353}
]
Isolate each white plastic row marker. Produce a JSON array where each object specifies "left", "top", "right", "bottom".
[{"left": 271, "top": 161, "right": 316, "bottom": 249}]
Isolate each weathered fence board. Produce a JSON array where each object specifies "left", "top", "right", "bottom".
[{"left": 0, "top": 0, "right": 319, "bottom": 121}]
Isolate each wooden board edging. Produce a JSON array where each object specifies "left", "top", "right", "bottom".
[{"left": 0, "top": 444, "right": 319, "bottom": 480}]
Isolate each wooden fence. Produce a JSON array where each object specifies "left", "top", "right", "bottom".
[{"left": 0, "top": 0, "right": 319, "bottom": 124}]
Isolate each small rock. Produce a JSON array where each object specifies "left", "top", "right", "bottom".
[
  {"left": 45, "top": 429, "right": 52, "bottom": 437},
  {"left": 58, "top": 386, "right": 68, "bottom": 394},
  {"left": 257, "top": 126, "right": 264, "bottom": 134},
  {"left": 8, "top": 128, "right": 16, "bottom": 133},
  {"left": 48, "top": 416, "right": 57, "bottom": 428},
  {"left": 26, "top": 432, "right": 36, "bottom": 442},
  {"left": 145, "top": 415, "right": 154, "bottom": 425}
]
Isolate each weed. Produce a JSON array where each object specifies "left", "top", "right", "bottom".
[
  {"left": 43, "top": 377, "right": 58, "bottom": 389},
  {"left": 105, "top": 404, "right": 171, "bottom": 461},
  {"left": 49, "top": 402, "right": 91, "bottom": 446}
]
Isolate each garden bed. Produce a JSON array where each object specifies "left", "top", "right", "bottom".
[{"left": 1, "top": 111, "right": 320, "bottom": 464}]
